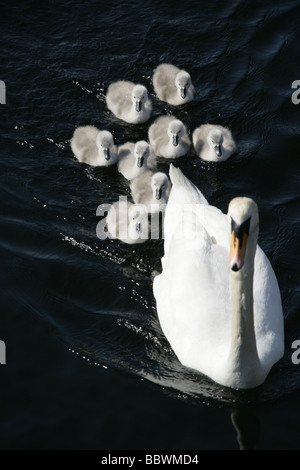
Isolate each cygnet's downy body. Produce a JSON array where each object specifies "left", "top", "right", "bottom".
[
  {"left": 106, "top": 200, "right": 149, "bottom": 244},
  {"left": 153, "top": 64, "right": 195, "bottom": 106},
  {"left": 106, "top": 81, "right": 152, "bottom": 124},
  {"left": 192, "top": 124, "right": 236, "bottom": 162},
  {"left": 148, "top": 116, "right": 191, "bottom": 159},
  {"left": 130, "top": 171, "right": 171, "bottom": 213},
  {"left": 117, "top": 140, "right": 157, "bottom": 181},
  {"left": 70, "top": 126, "right": 118, "bottom": 167}
]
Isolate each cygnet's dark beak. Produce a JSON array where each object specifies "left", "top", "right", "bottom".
[
  {"left": 135, "top": 222, "right": 141, "bottom": 234},
  {"left": 173, "top": 134, "right": 179, "bottom": 147},
  {"left": 104, "top": 148, "right": 110, "bottom": 161},
  {"left": 155, "top": 188, "right": 162, "bottom": 200},
  {"left": 214, "top": 144, "right": 222, "bottom": 157},
  {"left": 181, "top": 87, "right": 186, "bottom": 99},
  {"left": 137, "top": 156, "right": 144, "bottom": 168},
  {"left": 136, "top": 100, "right": 142, "bottom": 112}
]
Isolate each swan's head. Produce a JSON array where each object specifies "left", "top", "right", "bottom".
[
  {"left": 132, "top": 85, "right": 148, "bottom": 112},
  {"left": 151, "top": 172, "right": 169, "bottom": 200},
  {"left": 175, "top": 70, "right": 191, "bottom": 99},
  {"left": 134, "top": 140, "right": 150, "bottom": 168},
  {"left": 207, "top": 129, "right": 224, "bottom": 158},
  {"left": 128, "top": 204, "right": 148, "bottom": 237},
  {"left": 228, "top": 197, "right": 259, "bottom": 272},
  {"left": 96, "top": 130, "right": 115, "bottom": 161},
  {"left": 168, "top": 119, "right": 184, "bottom": 147}
]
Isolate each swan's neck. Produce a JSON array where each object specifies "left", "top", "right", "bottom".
[{"left": 227, "top": 230, "right": 263, "bottom": 386}]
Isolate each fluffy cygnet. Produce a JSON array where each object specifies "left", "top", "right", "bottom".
[
  {"left": 148, "top": 115, "right": 191, "bottom": 159},
  {"left": 130, "top": 170, "right": 171, "bottom": 213},
  {"left": 105, "top": 81, "right": 152, "bottom": 124},
  {"left": 117, "top": 140, "right": 157, "bottom": 181},
  {"left": 153, "top": 63, "right": 195, "bottom": 106},
  {"left": 192, "top": 124, "right": 237, "bottom": 162},
  {"left": 106, "top": 199, "right": 149, "bottom": 244},
  {"left": 70, "top": 126, "right": 118, "bottom": 166}
]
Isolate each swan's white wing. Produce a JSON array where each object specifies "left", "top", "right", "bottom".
[
  {"left": 253, "top": 246, "right": 284, "bottom": 366},
  {"left": 154, "top": 207, "right": 232, "bottom": 375}
]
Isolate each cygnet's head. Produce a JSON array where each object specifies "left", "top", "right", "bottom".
[
  {"left": 131, "top": 85, "right": 148, "bottom": 112},
  {"left": 175, "top": 70, "right": 192, "bottom": 99},
  {"left": 207, "top": 129, "right": 224, "bottom": 158},
  {"left": 96, "top": 130, "right": 115, "bottom": 161},
  {"left": 168, "top": 119, "right": 185, "bottom": 147},
  {"left": 134, "top": 140, "right": 150, "bottom": 168},
  {"left": 228, "top": 197, "right": 259, "bottom": 272},
  {"left": 128, "top": 204, "right": 148, "bottom": 237},
  {"left": 151, "top": 172, "right": 169, "bottom": 200}
]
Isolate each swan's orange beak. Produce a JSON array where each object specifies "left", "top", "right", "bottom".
[{"left": 229, "top": 231, "right": 248, "bottom": 271}]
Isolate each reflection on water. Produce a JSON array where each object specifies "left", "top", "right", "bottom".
[{"left": 231, "top": 407, "right": 261, "bottom": 450}]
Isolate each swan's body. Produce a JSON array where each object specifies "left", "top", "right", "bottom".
[
  {"left": 106, "top": 81, "right": 152, "bottom": 124},
  {"left": 130, "top": 171, "right": 171, "bottom": 213},
  {"left": 153, "top": 165, "right": 284, "bottom": 389},
  {"left": 153, "top": 64, "right": 195, "bottom": 106},
  {"left": 117, "top": 140, "right": 157, "bottom": 181},
  {"left": 106, "top": 200, "right": 148, "bottom": 244},
  {"left": 192, "top": 124, "right": 236, "bottom": 162},
  {"left": 70, "top": 126, "right": 118, "bottom": 166},
  {"left": 148, "top": 116, "right": 191, "bottom": 159}
]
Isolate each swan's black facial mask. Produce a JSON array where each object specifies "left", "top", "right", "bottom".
[
  {"left": 231, "top": 216, "right": 251, "bottom": 243},
  {"left": 230, "top": 216, "right": 251, "bottom": 271}
]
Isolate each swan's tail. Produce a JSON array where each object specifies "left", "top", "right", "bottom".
[{"left": 169, "top": 164, "right": 208, "bottom": 205}]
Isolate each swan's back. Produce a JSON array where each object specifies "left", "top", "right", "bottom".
[
  {"left": 70, "top": 125, "right": 99, "bottom": 163},
  {"left": 117, "top": 142, "right": 135, "bottom": 178},
  {"left": 130, "top": 170, "right": 154, "bottom": 206},
  {"left": 148, "top": 116, "right": 171, "bottom": 153},
  {"left": 106, "top": 81, "right": 133, "bottom": 116},
  {"left": 153, "top": 64, "right": 179, "bottom": 102}
]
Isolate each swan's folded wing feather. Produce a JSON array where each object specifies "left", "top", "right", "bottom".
[
  {"left": 106, "top": 81, "right": 133, "bottom": 115},
  {"left": 253, "top": 246, "right": 284, "bottom": 365}
]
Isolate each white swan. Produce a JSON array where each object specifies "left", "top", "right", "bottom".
[
  {"left": 192, "top": 124, "right": 236, "bottom": 162},
  {"left": 153, "top": 165, "right": 284, "bottom": 389},
  {"left": 105, "top": 81, "right": 152, "bottom": 124},
  {"left": 117, "top": 140, "right": 157, "bottom": 181},
  {"left": 148, "top": 116, "right": 191, "bottom": 159},
  {"left": 130, "top": 171, "right": 171, "bottom": 213},
  {"left": 153, "top": 63, "right": 195, "bottom": 105},
  {"left": 70, "top": 126, "right": 118, "bottom": 166},
  {"left": 106, "top": 199, "right": 149, "bottom": 244}
]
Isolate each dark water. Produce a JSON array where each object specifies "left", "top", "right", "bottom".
[{"left": 1, "top": 0, "right": 300, "bottom": 450}]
